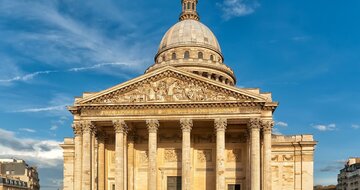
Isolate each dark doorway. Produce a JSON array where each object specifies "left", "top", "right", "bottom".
[
  {"left": 167, "top": 176, "right": 181, "bottom": 190},
  {"left": 228, "top": 184, "right": 241, "bottom": 190}
]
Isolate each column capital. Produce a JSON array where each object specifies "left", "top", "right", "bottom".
[
  {"left": 81, "top": 121, "right": 95, "bottom": 134},
  {"left": 113, "top": 120, "right": 128, "bottom": 133},
  {"left": 180, "top": 119, "right": 193, "bottom": 132},
  {"left": 72, "top": 122, "right": 83, "bottom": 136},
  {"left": 146, "top": 119, "right": 159, "bottom": 133},
  {"left": 248, "top": 118, "right": 262, "bottom": 130},
  {"left": 214, "top": 118, "right": 227, "bottom": 132},
  {"left": 261, "top": 120, "right": 274, "bottom": 133}
]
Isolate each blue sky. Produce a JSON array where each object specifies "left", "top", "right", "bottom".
[{"left": 0, "top": 0, "right": 359, "bottom": 189}]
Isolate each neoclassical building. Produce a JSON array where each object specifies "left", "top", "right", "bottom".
[{"left": 61, "top": 1, "right": 317, "bottom": 190}]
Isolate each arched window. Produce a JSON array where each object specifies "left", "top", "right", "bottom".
[
  {"left": 187, "top": 2, "right": 191, "bottom": 10},
  {"left": 172, "top": 53, "right": 176, "bottom": 60},
  {"left": 183, "top": 3, "right": 185, "bottom": 11},
  {"left": 184, "top": 51, "right": 190, "bottom": 59},
  {"left": 192, "top": 3, "right": 195, "bottom": 10},
  {"left": 162, "top": 55, "right": 166, "bottom": 62},
  {"left": 210, "top": 55, "right": 214, "bottom": 61},
  {"left": 198, "top": 52, "right": 203, "bottom": 59}
]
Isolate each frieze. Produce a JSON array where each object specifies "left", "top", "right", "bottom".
[{"left": 81, "top": 106, "right": 261, "bottom": 117}]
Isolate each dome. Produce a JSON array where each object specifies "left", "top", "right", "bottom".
[
  {"left": 146, "top": 0, "right": 236, "bottom": 86},
  {"left": 158, "top": 20, "right": 222, "bottom": 55}
]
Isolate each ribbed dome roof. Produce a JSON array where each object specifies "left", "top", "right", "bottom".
[{"left": 158, "top": 20, "right": 221, "bottom": 54}]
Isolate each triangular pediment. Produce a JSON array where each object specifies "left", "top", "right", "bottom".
[{"left": 76, "top": 67, "right": 270, "bottom": 105}]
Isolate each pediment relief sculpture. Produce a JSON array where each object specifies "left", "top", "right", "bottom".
[{"left": 85, "top": 75, "right": 254, "bottom": 104}]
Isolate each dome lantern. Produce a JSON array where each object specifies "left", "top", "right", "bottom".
[{"left": 179, "top": 0, "right": 200, "bottom": 21}]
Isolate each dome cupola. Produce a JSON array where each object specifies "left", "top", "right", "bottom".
[{"left": 146, "top": 0, "right": 236, "bottom": 86}]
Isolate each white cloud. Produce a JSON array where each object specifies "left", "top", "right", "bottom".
[
  {"left": 19, "top": 128, "right": 36, "bottom": 133},
  {"left": 50, "top": 125, "right": 58, "bottom": 131},
  {"left": 272, "top": 127, "right": 282, "bottom": 135},
  {"left": 0, "top": 128, "right": 63, "bottom": 168},
  {"left": 217, "top": 0, "right": 260, "bottom": 20},
  {"left": 351, "top": 124, "right": 360, "bottom": 129},
  {"left": 276, "top": 121, "right": 288, "bottom": 127},
  {"left": 0, "top": 0, "right": 155, "bottom": 86},
  {"left": 13, "top": 105, "right": 67, "bottom": 113},
  {"left": 313, "top": 123, "right": 336, "bottom": 131}
]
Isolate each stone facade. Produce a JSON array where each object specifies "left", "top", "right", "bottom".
[
  {"left": 0, "top": 159, "right": 39, "bottom": 190},
  {"left": 61, "top": 0, "right": 317, "bottom": 189},
  {"left": 337, "top": 158, "right": 360, "bottom": 190}
]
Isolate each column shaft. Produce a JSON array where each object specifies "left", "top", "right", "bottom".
[
  {"left": 146, "top": 120, "right": 159, "bottom": 190},
  {"left": 215, "top": 118, "right": 227, "bottom": 190},
  {"left": 128, "top": 133, "right": 135, "bottom": 190},
  {"left": 72, "top": 123, "right": 83, "bottom": 190},
  {"left": 180, "top": 119, "right": 193, "bottom": 190},
  {"left": 81, "top": 121, "right": 94, "bottom": 189},
  {"left": 262, "top": 121, "right": 274, "bottom": 190},
  {"left": 114, "top": 120, "right": 127, "bottom": 190},
  {"left": 124, "top": 133, "right": 128, "bottom": 190},
  {"left": 249, "top": 119, "right": 261, "bottom": 190},
  {"left": 98, "top": 132, "right": 105, "bottom": 190}
]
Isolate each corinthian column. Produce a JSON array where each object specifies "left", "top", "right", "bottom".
[
  {"left": 215, "top": 118, "right": 227, "bottom": 190},
  {"left": 114, "top": 120, "right": 127, "bottom": 190},
  {"left": 81, "top": 121, "right": 95, "bottom": 190},
  {"left": 97, "top": 131, "right": 105, "bottom": 190},
  {"left": 262, "top": 120, "right": 274, "bottom": 190},
  {"left": 146, "top": 119, "right": 159, "bottom": 190},
  {"left": 180, "top": 119, "right": 193, "bottom": 190},
  {"left": 248, "top": 118, "right": 261, "bottom": 190},
  {"left": 72, "top": 122, "right": 83, "bottom": 190}
]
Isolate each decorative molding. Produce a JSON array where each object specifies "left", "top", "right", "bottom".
[
  {"left": 197, "top": 149, "right": 212, "bottom": 162},
  {"left": 214, "top": 118, "right": 227, "bottom": 132},
  {"left": 113, "top": 120, "right": 127, "bottom": 133},
  {"left": 81, "top": 121, "right": 95, "bottom": 134},
  {"left": 262, "top": 120, "right": 274, "bottom": 133},
  {"left": 72, "top": 122, "right": 82, "bottom": 136},
  {"left": 164, "top": 149, "right": 182, "bottom": 162},
  {"left": 146, "top": 119, "right": 159, "bottom": 133},
  {"left": 180, "top": 119, "right": 193, "bottom": 132},
  {"left": 248, "top": 118, "right": 261, "bottom": 130}
]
